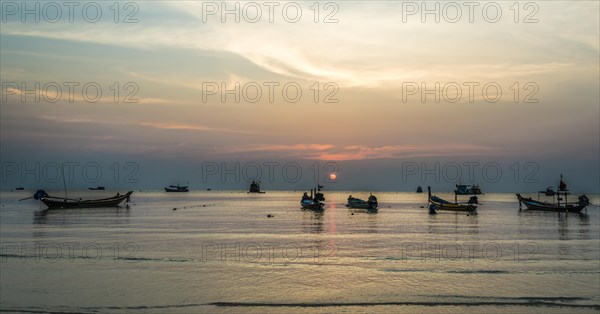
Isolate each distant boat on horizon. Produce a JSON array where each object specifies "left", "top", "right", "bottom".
[
  {"left": 539, "top": 186, "right": 556, "bottom": 196},
  {"left": 88, "top": 186, "right": 105, "bottom": 190},
  {"left": 165, "top": 185, "right": 189, "bottom": 192},
  {"left": 15, "top": 187, "right": 24, "bottom": 191},
  {"left": 454, "top": 183, "right": 482, "bottom": 195},
  {"left": 248, "top": 181, "right": 265, "bottom": 194},
  {"left": 416, "top": 186, "right": 423, "bottom": 193}
]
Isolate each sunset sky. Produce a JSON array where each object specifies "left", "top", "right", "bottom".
[{"left": 1, "top": 1, "right": 598, "bottom": 191}]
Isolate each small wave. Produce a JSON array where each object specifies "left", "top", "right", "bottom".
[
  {"left": 210, "top": 301, "right": 599, "bottom": 309},
  {"left": 0, "top": 254, "right": 195, "bottom": 263},
  {"left": 446, "top": 270, "right": 509, "bottom": 274},
  {"left": 0, "top": 303, "right": 208, "bottom": 313},
  {"left": 377, "top": 257, "right": 403, "bottom": 261},
  {"left": 4, "top": 297, "right": 597, "bottom": 313},
  {"left": 379, "top": 269, "right": 509, "bottom": 274},
  {"left": 380, "top": 268, "right": 428, "bottom": 273},
  {"left": 0, "top": 254, "right": 24, "bottom": 259},
  {"left": 426, "top": 295, "right": 590, "bottom": 302},
  {"left": 115, "top": 257, "right": 195, "bottom": 263}
]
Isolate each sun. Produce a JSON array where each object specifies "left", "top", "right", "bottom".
[{"left": 329, "top": 173, "right": 337, "bottom": 180}]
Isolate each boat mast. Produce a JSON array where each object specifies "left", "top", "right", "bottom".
[
  {"left": 61, "top": 163, "right": 68, "bottom": 199},
  {"left": 557, "top": 175, "right": 567, "bottom": 207}
]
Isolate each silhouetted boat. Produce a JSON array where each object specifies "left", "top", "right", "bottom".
[
  {"left": 31, "top": 190, "right": 133, "bottom": 209},
  {"left": 454, "top": 184, "right": 482, "bottom": 195},
  {"left": 517, "top": 175, "right": 589, "bottom": 213},
  {"left": 88, "top": 186, "right": 105, "bottom": 190},
  {"left": 516, "top": 194, "right": 589, "bottom": 213},
  {"left": 428, "top": 186, "right": 477, "bottom": 214},
  {"left": 346, "top": 194, "right": 378, "bottom": 211},
  {"left": 416, "top": 186, "right": 423, "bottom": 193},
  {"left": 539, "top": 186, "right": 556, "bottom": 196},
  {"left": 301, "top": 186, "right": 325, "bottom": 211},
  {"left": 15, "top": 187, "right": 24, "bottom": 191},
  {"left": 248, "top": 181, "right": 265, "bottom": 193},
  {"left": 165, "top": 185, "right": 189, "bottom": 192}
]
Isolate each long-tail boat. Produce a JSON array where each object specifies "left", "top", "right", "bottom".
[
  {"left": 19, "top": 164, "right": 133, "bottom": 209},
  {"left": 517, "top": 175, "right": 590, "bottom": 213},
  {"left": 301, "top": 186, "right": 325, "bottom": 211},
  {"left": 516, "top": 194, "right": 589, "bottom": 213},
  {"left": 428, "top": 186, "right": 477, "bottom": 214},
  {"left": 31, "top": 190, "right": 133, "bottom": 209},
  {"left": 346, "top": 194, "right": 378, "bottom": 211}
]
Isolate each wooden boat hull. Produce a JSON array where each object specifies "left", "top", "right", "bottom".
[
  {"left": 427, "top": 187, "right": 477, "bottom": 213},
  {"left": 249, "top": 181, "right": 263, "bottom": 193},
  {"left": 516, "top": 194, "right": 586, "bottom": 213},
  {"left": 165, "top": 188, "right": 188, "bottom": 192},
  {"left": 301, "top": 201, "right": 324, "bottom": 211},
  {"left": 454, "top": 189, "right": 482, "bottom": 195},
  {"left": 346, "top": 201, "right": 378, "bottom": 210},
  {"left": 430, "top": 200, "right": 477, "bottom": 212},
  {"left": 41, "top": 191, "right": 133, "bottom": 209}
]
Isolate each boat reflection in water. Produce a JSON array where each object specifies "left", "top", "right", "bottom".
[
  {"left": 301, "top": 210, "right": 324, "bottom": 234},
  {"left": 33, "top": 206, "right": 132, "bottom": 226}
]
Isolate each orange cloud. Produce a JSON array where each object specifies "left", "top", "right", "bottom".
[
  {"left": 220, "top": 143, "right": 504, "bottom": 160},
  {"left": 137, "top": 122, "right": 254, "bottom": 134}
]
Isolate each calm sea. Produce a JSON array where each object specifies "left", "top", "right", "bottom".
[{"left": 1, "top": 190, "right": 599, "bottom": 313}]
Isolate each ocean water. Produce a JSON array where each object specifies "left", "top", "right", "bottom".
[{"left": 1, "top": 190, "right": 599, "bottom": 313}]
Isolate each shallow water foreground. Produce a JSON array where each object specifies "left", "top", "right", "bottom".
[{"left": 1, "top": 191, "right": 599, "bottom": 313}]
